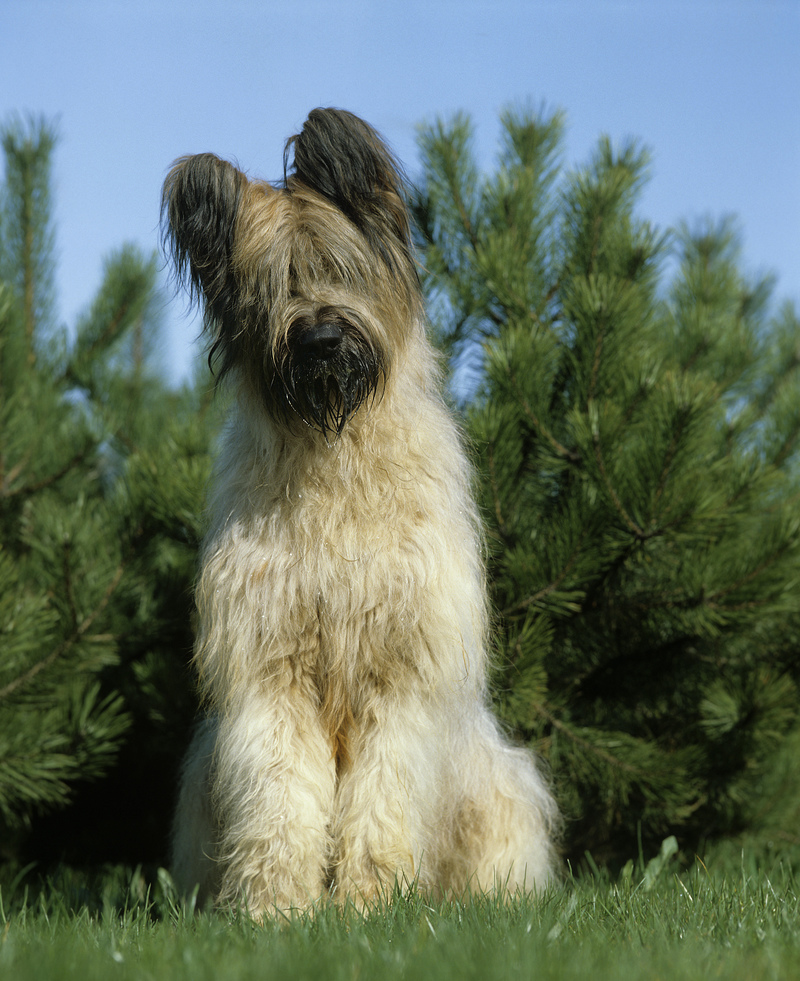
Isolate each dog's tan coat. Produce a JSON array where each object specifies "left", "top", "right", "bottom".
[{"left": 166, "top": 109, "right": 558, "bottom": 916}]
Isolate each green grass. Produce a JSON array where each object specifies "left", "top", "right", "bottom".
[{"left": 1, "top": 844, "right": 798, "bottom": 980}]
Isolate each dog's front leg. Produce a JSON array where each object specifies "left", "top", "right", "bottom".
[
  {"left": 332, "top": 690, "right": 439, "bottom": 908},
  {"left": 212, "top": 687, "right": 336, "bottom": 917}
]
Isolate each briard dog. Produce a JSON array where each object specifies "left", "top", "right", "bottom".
[{"left": 162, "top": 108, "right": 558, "bottom": 916}]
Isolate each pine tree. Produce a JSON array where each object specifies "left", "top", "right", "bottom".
[
  {"left": 0, "top": 117, "right": 208, "bottom": 856},
  {"left": 414, "top": 107, "right": 800, "bottom": 862}
]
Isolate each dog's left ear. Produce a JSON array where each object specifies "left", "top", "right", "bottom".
[{"left": 287, "top": 108, "right": 414, "bottom": 265}]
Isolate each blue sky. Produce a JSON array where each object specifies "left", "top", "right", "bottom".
[{"left": 2, "top": 0, "right": 798, "bottom": 382}]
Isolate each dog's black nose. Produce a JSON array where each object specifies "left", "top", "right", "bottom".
[{"left": 299, "top": 323, "right": 343, "bottom": 359}]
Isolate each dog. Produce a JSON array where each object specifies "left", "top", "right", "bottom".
[{"left": 162, "top": 108, "right": 558, "bottom": 916}]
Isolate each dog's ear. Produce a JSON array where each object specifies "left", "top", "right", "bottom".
[
  {"left": 161, "top": 154, "right": 247, "bottom": 320},
  {"left": 286, "top": 108, "right": 414, "bottom": 269}
]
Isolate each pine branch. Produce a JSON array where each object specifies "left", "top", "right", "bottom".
[
  {"left": 501, "top": 544, "right": 582, "bottom": 617},
  {"left": 0, "top": 442, "right": 94, "bottom": 499},
  {"left": 0, "top": 554, "right": 127, "bottom": 702},
  {"left": 62, "top": 538, "right": 78, "bottom": 631},
  {"left": 486, "top": 441, "right": 509, "bottom": 541},
  {"left": 591, "top": 418, "right": 647, "bottom": 539},
  {"left": 705, "top": 541, "right": 797, "bottom": 611},
  {"left": 531, "top": 700, "right": 648, "bottom": 778},
  {"left": 509, "top": 365, "right": 580, "bottom": 463},
  {"left": 588, "top": 323, "right": 605, "bottom": 402}
]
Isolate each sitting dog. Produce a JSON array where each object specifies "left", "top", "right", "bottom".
[{"left": 162, "top": 107, "right": 558, "bottom": 915}]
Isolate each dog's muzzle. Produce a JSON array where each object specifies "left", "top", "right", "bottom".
[{"left": 271, "top": 313, "right": 385, "bottom": 439}]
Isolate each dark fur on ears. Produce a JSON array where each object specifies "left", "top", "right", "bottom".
[
  {"left": 161, "top": 153, "right": 246, "bottom": 323},
  {"left": 161, "top": 154, "right": 248, "bottom": 378},
  {"left": 285, "top": 108, "right": 416, "bottom": 281}
]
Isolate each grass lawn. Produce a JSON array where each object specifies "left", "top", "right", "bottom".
[{"left": 1, "top": 842, "right": 798, "bottom": 980}]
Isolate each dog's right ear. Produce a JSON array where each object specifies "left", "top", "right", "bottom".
[{"left": 161, "top": 154, "right": 247, "bottom": 320}]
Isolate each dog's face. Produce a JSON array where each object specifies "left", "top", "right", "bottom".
[{"left": 162, "top": 109, "right": 421, "bottom": 437}]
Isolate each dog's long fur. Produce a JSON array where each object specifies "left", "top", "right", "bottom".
[{"left": 163, "top": 108, "right": 558, "bottom": 915}]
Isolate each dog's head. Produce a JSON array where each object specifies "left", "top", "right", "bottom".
[{"left": 162, "top": 108, "right": 422, "bottom": 438}]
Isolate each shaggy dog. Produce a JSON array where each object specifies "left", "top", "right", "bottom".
[{"left": 162, "top": 108, "right": 558, "bottom": 916}]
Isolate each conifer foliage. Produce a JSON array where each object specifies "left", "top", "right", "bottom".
[
  {"left": 414, "top": 108, "right": 800, "bottom": 860},
  {"left": 0, "top": 117, "right": 205, "bottom": 855},
  {"left": 2, "top": 108, "right": 798, "bottom": 870}
]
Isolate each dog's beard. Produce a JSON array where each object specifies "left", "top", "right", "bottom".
[{"left": 272, "top": 330, "right": 384, "bottom": 439}]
